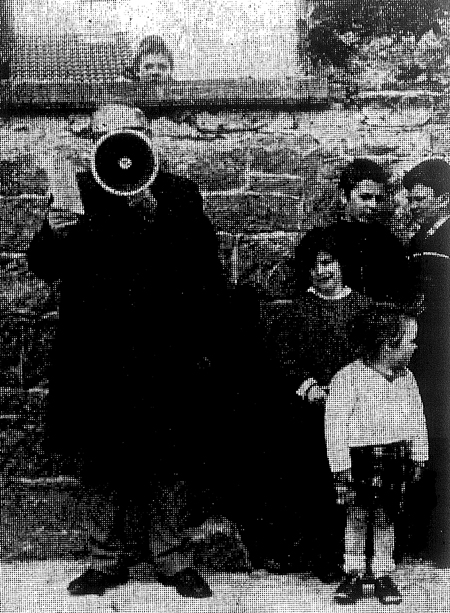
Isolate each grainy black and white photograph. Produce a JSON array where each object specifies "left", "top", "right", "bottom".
[{"left": 0, "top": 0, "right": 449, "bottom": 611}]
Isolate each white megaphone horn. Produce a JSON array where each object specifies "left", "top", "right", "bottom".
[{"left": 91, "top": 129, "right": 159, "bottom": 196}]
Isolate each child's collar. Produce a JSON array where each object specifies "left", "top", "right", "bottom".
[
  {"left": 307, "top": 286, "right": 352, "bottom": 300},
  {"left": 364, "top": 361, "right": 408, "bottom": 382}
]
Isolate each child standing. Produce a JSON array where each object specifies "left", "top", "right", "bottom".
[
  {"left": 262, "top": 226, "right": 371, "bottom": 578},
  {"left": 325, "top": 304, "right": 429, "bottom": 605}
]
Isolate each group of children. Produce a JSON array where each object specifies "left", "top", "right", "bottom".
[{"left": 268, "top": 219, "right": 429, "bottom": 604}]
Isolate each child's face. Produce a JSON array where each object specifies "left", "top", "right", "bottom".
[
  {"left": 386, "top": 318, "right": 418, "bottom": 370},
  {"left": 407, "top": 183, "right": 449, "bottom": 225},
  {"left": 311, "top": 251, "right": 344, "bottom": 296},
  {"left": 345, "top": 180, "right": 386, "bottom": 223},
  {"left": 138, "top": 52, "right": 172, "bottom": 84}
]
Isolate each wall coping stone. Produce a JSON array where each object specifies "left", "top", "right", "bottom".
[
  {"left": 1, "top": 78, "right": 330, "bottom": 112},
  {"left": 1, "top": 78, "right": 447, "bottom": 112}
]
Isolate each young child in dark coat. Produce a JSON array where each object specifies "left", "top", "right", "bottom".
[
  {"left": 325, "top": 304, "right": 428, "bottom": 605},
  {"left": 264, "top": 226, "right": 371, "bottom": 578}
]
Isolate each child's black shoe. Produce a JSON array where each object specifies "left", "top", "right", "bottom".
[
  {"left": 374, "top": 575, "right": 402, "bottom": 605},
  {"left": 334, "top": 573, "right": 365, "bottom": 604}
]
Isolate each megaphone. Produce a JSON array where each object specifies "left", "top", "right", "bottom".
[{"left": 91, "top": 129, "right": 159, "bottom": 196}]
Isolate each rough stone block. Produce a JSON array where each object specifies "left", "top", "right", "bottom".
[
  {"left": 160, "top": 138, "right": 250, "bottom": 191},
  {"left": 233, "top": 232, "right": 300, "bottom": 298},
  {"left": 0, "top": 309, "right": 57, "bottom": 389},
  {"left": 0, "top": 197, "right": 48, "bottom": 252},
  {"left": 204, "top": 194, "right": 308, "bottom": 234},
  {"left": 358, "top": 130, "right": 432, "bottom": 160},
  {"left": 0, "top": 262, "right": 54, "bottom": 315},
  {"left": 360, "top": 106, "right": 433, "bottom": 129},
  {"left": 250, "top": 133, "right": 320, "bottom": 175},
  {"left": 248, "top": 174, "right": 303, "bottom": 197},
  {"left": 194, "top": 111, "right": 269, "bottom": 133},
  {"left": 0, "top": 117, "right": 91, "bottom": 174},
  {"left": 0, "top": 158, "right": 47, "bottom": 197},
  {"left": 203, "top": 194, "right": 249, "bottom": 234},
  {"left": 430, "top": 124, "right": 450, "bottom": 158}
]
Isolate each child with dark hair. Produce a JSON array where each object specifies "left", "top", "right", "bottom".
[
  {"left": 338, "top": 158, "right": 390, "bottom": 206},
  {"left": 288, "top": 226, "right": 372, "bottom": 400},
  {"left": 265, "top": 226, "right": 371, "bottom": 578},
  {"left": 325, "top": 303, "right": 428, "bottom": 605},
  {"left": 403, "top": 158, "right": 450, "bottom": 204},
  {"left": 124, "top": 35, "right": 174, "bottom": 87},
  {"left": 296, "top": 158, "right": 414, "bottom": 305}
]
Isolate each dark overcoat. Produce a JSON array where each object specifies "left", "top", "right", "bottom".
[
  {"left": 408, "top": 217, "right": 450, "bottom": 566},
  {"left": 27, "top": 171, "right": 228, "bottom": 485},
  {"left": 325, "top": 220, "right": 414, "bottom": 304}
]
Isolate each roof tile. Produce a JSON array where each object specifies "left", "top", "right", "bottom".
[{"left": 11, "top": 33, "right": 133, "bottom": 83}]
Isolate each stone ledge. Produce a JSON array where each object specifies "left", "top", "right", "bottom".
[
  {"left": 2, "top": 79, "right": 447, "bottom": 114},
  {"left": 2, "top": 78, "right": 331, "bottom": 112},
  {"left": 204, "top": 194, "right": 308, "bottom": 234}
]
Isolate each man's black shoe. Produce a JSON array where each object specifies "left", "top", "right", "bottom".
[
  {"left": 157, "top": 568, "right": 212, "bottom": 598},
  {"left": 68, "top": 568, "right": 129, "bottom": 596}
]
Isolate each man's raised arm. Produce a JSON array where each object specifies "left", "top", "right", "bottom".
[{"left": 27, "top": 153, "right": 84, "bottom": 282}]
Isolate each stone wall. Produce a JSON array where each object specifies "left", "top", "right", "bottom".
[{"left": 1, "top": 92, "right": 449, "bottom": 477}]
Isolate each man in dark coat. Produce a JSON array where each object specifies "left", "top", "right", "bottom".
[
  {"left": 27, "top": 104, "right": 231, "bottom": 596},
  {"left": 300, "top": 158, "right": 414, "bottom": 305},
  {"left": 403, "top": 159, "right": 450, "bottom": 567}
]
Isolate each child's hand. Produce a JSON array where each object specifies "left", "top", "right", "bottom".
[
  {"left": 336, "top": 485, "right": 355, "bottom": 506},
  {"left": 306, "top": 384, "right": 328, "bottom": 403},
  {"left": 334, "top": 469, "right": 355, "bottom": 505},
  {"left": 412, "top": 461, "right": 426, "bottom": 483}
]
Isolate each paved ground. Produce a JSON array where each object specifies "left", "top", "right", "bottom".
[
  {"left": 1, "top": 560, "right": 450, "bottom": 613},
  {"left": 2, "top": 479, "right": 450, "bottom": 612}
]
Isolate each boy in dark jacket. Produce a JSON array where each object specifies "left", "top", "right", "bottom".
[
  {"left": 404, "top": 159, "right": 450, "bottom": 567},
  {"left": 300, "top": 158, "right": 414, "bottom": 305}
]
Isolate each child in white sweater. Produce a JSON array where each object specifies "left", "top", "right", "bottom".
[{"left": 325, "top": 303, "right": 428, "bottom": 605}]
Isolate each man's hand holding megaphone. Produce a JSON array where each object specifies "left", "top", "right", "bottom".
[
  {"left": 45, "top": 104, "right": 161, "bottom": 231},
  {"left": 44, "top": 151, "right": 85, "bottom": 231}
]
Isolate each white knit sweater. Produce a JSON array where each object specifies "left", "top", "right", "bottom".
[{"left": 325, "top": 359, "right": 429, "bottom": 473}]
